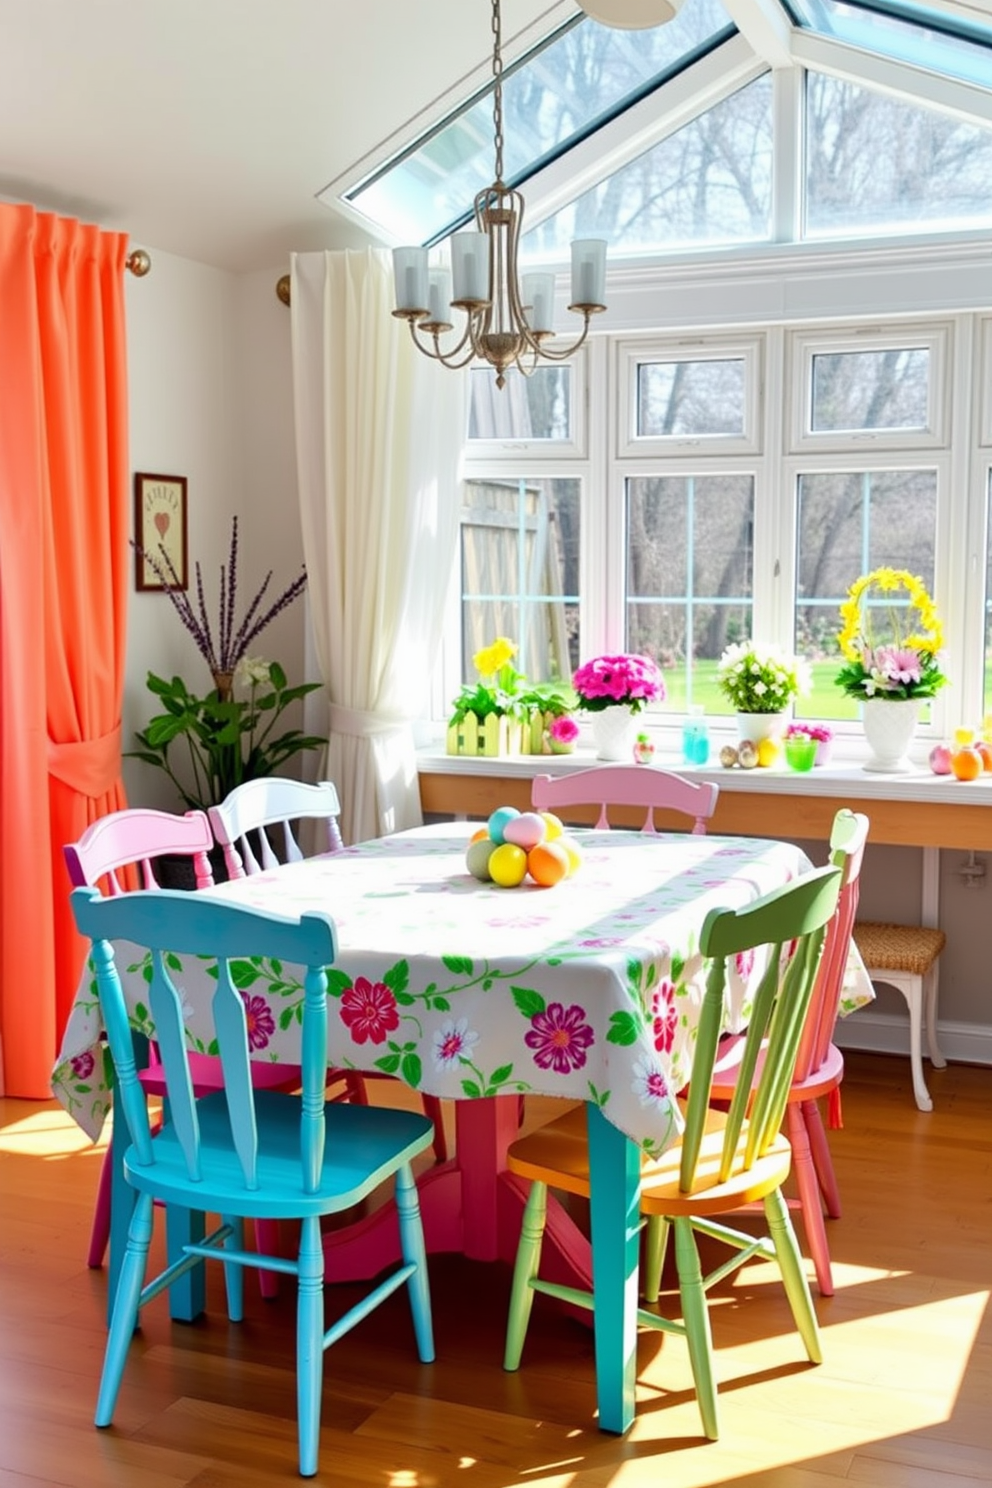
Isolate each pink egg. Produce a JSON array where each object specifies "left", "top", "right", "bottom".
[{"left": 502, "top": 811, "right": 547, "bottom": 851}]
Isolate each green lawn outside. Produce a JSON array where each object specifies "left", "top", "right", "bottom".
[{"left": 659, "top": 660, "right": 861, "bottom": 722}]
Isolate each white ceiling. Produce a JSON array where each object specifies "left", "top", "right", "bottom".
[
  {"left": 0, "top": 0, "right": 569, "bottom": 273},
  {"left": 2, "top": 0, "right": 990, "bottom": 275}
]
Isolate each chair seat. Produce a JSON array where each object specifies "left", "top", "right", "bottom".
[
  {"left": 139, "top": 1052, "right": 302, "bottom": 1097},
  {"left": 124, "top": 1091, "right": 434, "bottom": 1218},
  {"left": 853, "top": 921, "right": 946, "bottom": 975},
  {"left": 710, "top": 1033, "right": 845, "bottom": 1103},
  {"left": 507, "top": 1102, "right": 793, "bottom": 1219}
]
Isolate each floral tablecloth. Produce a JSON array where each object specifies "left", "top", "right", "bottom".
[{"left": 52, "top": 825, "right": 873, "bottom": 1156}]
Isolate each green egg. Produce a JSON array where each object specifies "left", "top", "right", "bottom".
[{"left": 466, "top": 838, "right": 497, "bottom": 881}]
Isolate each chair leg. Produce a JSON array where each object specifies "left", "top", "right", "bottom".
[
  {"left": 503, "top": 1181, "right": 548, "bottom": 1372},
  {"left": 88, "top": 1145, "right": 113, "bottom": 1267},
  {"left": 924, "top": 965, "right": 946, "bottom": 1071},
  {"left": 222, "top": 1215, "right": 245, "bottom": 1322},
  {"left": 674, "top": 1217, "right": 719, "bottom": 1441},
  {"left": 803, "top": 1098, "right": 842, "bottom": 1219},
  {"left": 395, "top": 1163, "right": 435, "bottom": 1362},
  {"left": 96, "top": 1192, "right": 154, "bottom": 1427},
  {"left": 786, "top": 1104, "right": 834, "bottom": 1297},
  {"left": 902, "top": 977, "right": 933, "bottom": 1112},
  {"left": 642, "top": 1214, "right": 670, "bottom": 1303},
  {"left": 764, "top": 1187, "right": 822, "bottom": 1365},
  {"left": 296, "top": 1214, "right": 326, "bottom": 1479},
  {"left": 422, "top": 1095, "right": 448, "bottom": 1164}
]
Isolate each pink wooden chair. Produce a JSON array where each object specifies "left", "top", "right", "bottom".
[
  {"left": 704, "top": 807, "right": 870, "bottom": 1297},
  {"left": 531, "top": 764, "right": 719, "bottom": 835},
  {"left": 209, "top": 779, "right": 448, "bottom": 1163},
  {"left": 64, "top": 807, "right": 302, "bottom": 1298}
]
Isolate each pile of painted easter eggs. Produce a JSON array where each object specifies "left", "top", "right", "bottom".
[{"left": 466, "top": 806, "right": 583, "bottom": 888}]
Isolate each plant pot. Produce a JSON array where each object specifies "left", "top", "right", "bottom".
[
  {"left": 589, "top": 704, "right": 638, "bottom": 761},
  {"left": 735, "top": 711, "right": 787, "bottom": 747},
  {"left": 155, "top": 844, "right": 230, "bottom": 890},
  {"left": 861, "top": 697, "right": 919, "bottom": 773}
]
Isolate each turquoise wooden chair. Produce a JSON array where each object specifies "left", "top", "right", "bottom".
[
  {"left": 209, "top": 778, "right": 448, "bottom": 1164},
  {"left": 503, "top": 863, "right": 842, "bottom": 1440},
  {"left": 70, "top": 884, "right": 435, "bottom": 1479}
]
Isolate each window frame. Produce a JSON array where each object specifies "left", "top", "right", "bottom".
[
  {"left": 614, "top": 333, "right": 764, "bottom": 459},
  {"left": 785, "top": 322, "right": 952, "bottom": 454}
]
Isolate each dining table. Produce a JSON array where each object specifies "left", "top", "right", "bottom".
[{"left": 52, "top": 821, "right": 873, "bottom": 1434}]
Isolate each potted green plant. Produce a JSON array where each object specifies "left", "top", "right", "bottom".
[
  {"left": 716, "top": 641, "right": 811, "bottom": 747},
  {"left": 130, "top": 517, "right": 326, "bottom": 820}
]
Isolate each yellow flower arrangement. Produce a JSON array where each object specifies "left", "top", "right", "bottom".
[{"left": 836, "top": 567, "right": 946, "bottom": 701}]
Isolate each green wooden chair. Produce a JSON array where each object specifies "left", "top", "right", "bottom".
[{"left": 502, "top": 863, "right": 842, "bottom": 1440}]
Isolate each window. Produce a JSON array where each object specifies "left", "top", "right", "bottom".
[{"left": 458, "top": 475, "right": 580, "bottom": 686}]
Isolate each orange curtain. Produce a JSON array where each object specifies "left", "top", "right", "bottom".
[{"left": 0, "top": 205, "right": 130, "bottom": 1097}]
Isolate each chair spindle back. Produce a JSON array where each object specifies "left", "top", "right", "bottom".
[{"left": 531, "top": 765, "right": 719, "bottom": 835}]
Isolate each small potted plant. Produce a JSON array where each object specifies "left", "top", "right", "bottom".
[
  {"left": 633, "top": 731, "right": 656, "bottom": 765},
  {"left": 572, "top": 653, "right": 666, "bottom": 761},
  {"left": 546, "top": 714, "right": 580, "bottom": 754},
  {"left": 785, "top": 721, "right": 834, "bottom": 767},
  {"left": 716, "top": 641, "right": 811, "bottom": 746}
]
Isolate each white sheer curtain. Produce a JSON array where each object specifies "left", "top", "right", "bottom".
[{"left": 291, "top": 248, "right": 465, "bottom": 844}]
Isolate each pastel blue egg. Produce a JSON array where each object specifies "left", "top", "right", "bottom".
[{"left": 487, "top": 805, "right": 520, "bottom": 844}]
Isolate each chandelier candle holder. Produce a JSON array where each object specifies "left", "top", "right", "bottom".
[{"left": 392, "top": 0, "right": 607, "bottom": 389}]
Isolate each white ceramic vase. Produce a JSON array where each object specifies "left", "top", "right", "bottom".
[
  {"left": 861, "top": 697, "right": 919, "bottom": 773},
  {"left": 735, "top": 711, "right": 787, "bottom": 747},
  {"left": 590, "top": 704, "right": 638, "bottom": 761}
]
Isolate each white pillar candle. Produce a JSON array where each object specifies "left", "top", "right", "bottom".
[
  {"left": 570, "top": 239, "right": 607, "bottom": 309},
  {"left": 451, "top": 232, "right": 489, "bottom": 302},
  {"left": 392, "top": 247, "right": 429, "bottom": 313},
  {"left": 427, "top": 268, "right": 453, "bottom": 326},
  {"left": 521, "top": 272, "right": 555, "bottom": 333}
]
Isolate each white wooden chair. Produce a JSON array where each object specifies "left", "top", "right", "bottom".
[{"left": 852, "top": 921, "right": 947, "bottom": 1111}]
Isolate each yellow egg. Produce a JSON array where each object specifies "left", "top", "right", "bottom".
[
  {"left": 538, "top": 811, "right": 564, "bottom": 841},
  {"left": 488, "top": 842, "right": 528, "bottom": 887},
  {"left": 557, "top": 835, "right": 583, "bottom": 876},
  {"left": 756, "top": 737, "right": 781, "bottom": 768}
]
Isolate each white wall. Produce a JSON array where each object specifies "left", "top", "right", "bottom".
[{"left": 123, "top": 251, "right": 306, "bottom": 809}]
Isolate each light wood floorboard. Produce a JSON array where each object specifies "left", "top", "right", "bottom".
[{"left": 1, "top": 1051, "right": 989, "bottom": 1486}]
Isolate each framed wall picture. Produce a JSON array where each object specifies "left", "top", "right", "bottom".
[{"left": 134, "top": 472, "right": 189, "bottom": 591}]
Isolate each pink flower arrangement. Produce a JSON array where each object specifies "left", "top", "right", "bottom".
[
  {"left": 572, "top": 653, "right": 665, "bottom": 714},
  {"left": 785, "top": 722, "right": 833, "bottom": 744}
]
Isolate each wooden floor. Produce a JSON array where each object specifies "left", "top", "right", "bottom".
[{"left": 1, "top": 1051, "right": 989, "bottom": 1487}]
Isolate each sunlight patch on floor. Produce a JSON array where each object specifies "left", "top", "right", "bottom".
[{"left": 0, "top": 1105, "right": 107, "bottom": 1156}]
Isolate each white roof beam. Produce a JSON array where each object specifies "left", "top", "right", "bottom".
[{"left": 720, "top": 0, "right": 795, "bottom": 69}]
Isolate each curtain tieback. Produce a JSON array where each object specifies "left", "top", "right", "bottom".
[
  {"left": 328, "top": 704, "right": 407, "bottom": 738},
  {"left": 48, "top": 726, "right": 122, "bottom": 797}
]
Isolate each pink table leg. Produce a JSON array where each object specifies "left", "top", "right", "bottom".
[{"left": 322, "top": 1094, "right": 592, "bottom": 1290}]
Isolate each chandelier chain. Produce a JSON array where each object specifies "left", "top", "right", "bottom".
[{"left": 491, "top": 0, "right": 504, "bottom": 184}]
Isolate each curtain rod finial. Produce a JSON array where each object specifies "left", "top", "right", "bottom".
[
  {"left": 127, "top": 248, "right": 151, "bottom": 277},
  {"left": 276, "top": 274, "right": 291, "bottom": 307}
]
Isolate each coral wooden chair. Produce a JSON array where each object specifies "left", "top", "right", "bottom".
[
  {"left": 503, "top": 864, "right": 842, "bottom": 1441},
  {"left": 703, "top": 808, "right": 870, "bottom": 1297},
  {"left": 209, "top": 779, "right": 448, "bottom": 1163},
  {"left": 531, "top": 764, "right": 719, "bottom": 835},
  {"left": 70, "top": 884, "right": 434, "bottom": 1479},
  {"left": 65, "top": 807, "right": 302, "bottom": 1298},
  {"left": 851, "top": 921, "right": 946, "bottom": 1112}
]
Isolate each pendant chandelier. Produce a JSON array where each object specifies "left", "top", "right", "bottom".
[{"left": 391, "top": 0, "right": 607, "bottom": 389}]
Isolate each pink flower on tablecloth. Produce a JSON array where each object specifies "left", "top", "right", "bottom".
[
  {"left": 735, "top": 948, "right": 755, "bottom": 980},
  {"left": 578, "top": 936, "right": 623, "bottom": 948},
  {"left": 525, "top": 1002, "right": 594, "bottom": 1074},
  {"left": 433, "top": 1018, "right": 479, "bottom": 1071},
  {"left": 651, "top": 980, "right": 678, "bottom": 1055},
  {"left": 241, "top": 993, "right": 275, "bottom": 1051},
  {"left": 341, "top": 977, "right": 400, "bottom": 1045},
  {"left": 70, "top": 1051, "right": 95, "bottom": 1080},
  {"left": 632, "top": 1057, "right": 671, "bottom": 1109}
]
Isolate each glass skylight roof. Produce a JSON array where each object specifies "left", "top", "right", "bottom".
[
  {"left": 790, "top": 0, "right": 992, "bottom": 90},
  {"left": 333, "top": 0, "right": 992, "bottom": 255},
  {"left": 343, "top": 0, "right": 735, "bottom": 246}
]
